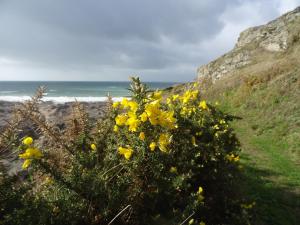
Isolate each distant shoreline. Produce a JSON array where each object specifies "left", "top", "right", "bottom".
[{"left": 0, "top": 96, "right": 126, "bottom": 103}]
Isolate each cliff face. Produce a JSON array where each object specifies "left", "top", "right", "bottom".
[{"left": 197, "top": 7, "right": 300, "bottom": 82}]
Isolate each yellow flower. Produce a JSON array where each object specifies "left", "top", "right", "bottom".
[
  {"left": 234, "top": 155, "right": 240, "bottom": 162},
  {"left": 121, "top": 98, "right": 130, "bottom": 107},
  {"left": 197, "top": 186, "right": 205, "bottom": 202},
  {"left": 181, "top": 90, "right": 199, "bottom": 104},
  {"left": 19, "top": 147, "right": 42, "bottom": 169},
  {"left": 126, "top": 113, "right": 140, "bottom": 132},
  {"left": 188, "top": 219, "right": 194, "bottom": 224},
  {"left": 213, "top": 124, "right": 220, "bottom": 130},
  {"left": 159, "top": 110, "right": 177, "bottom": 130},
  {"left": 90, "top": 143, "right": 97, "bottom": 151},
  {"left": 44, "top": 177, "right": 54, "bottom": 185},
  {"left": 241, "top": 201, "right": 256, "bottom": 209},
  {"left": 199, "top": 100, "right": 208, "bottom": 110},
  {"left": 112, "top": 101, "right": 120, "bottom": 108},
  {"left": 145, "top": 101, "right": 161, "bottom": 125},
  {"left": 113, "top": 125, "right": 119, "bottom": 133},
  {"left": 226, "top": 154, "right": 240, "bottom": 162},
  {"left": 128, "top": 101, "right": 138, "bottom": 112},
  {"left": 197, "top": 186, "right": 203, "bottom": 195},
  {"left": 158, "top": 133, "right": 171, "bottom": 152},
  {"left": 118, "top": 147, "right": 133, "bottom": 160},
  {"left": 170, "top": 166, "right": 177, "bottom": 173},
  {"left": 196, "top": 131, "right": 202, "bottom": 136},
  {"left": 220, "top": 120, "right": 226, "bottom": 124},
  {"left": 19, "top": 148, "right": 43, "bottom": 159},
  {"left": 199, "top": 222, "right": 206, "bottom": 225},
  {"left": 152, "top": 90, "right": 162, "bottom": 100},
  {"left": 172, "top": 94, "right": 179, "bottom": 101},
  {"left": 139, "top": 112, "right": 148, "bottom": 122},
  {"left": 180, "top": 106, "right": 188, "bottom": 116},
  {"left": 23, "top": 137, "right": 33, "bottom": 146},
  {"left": 139, "top": 132, "right": 145, "bottom": 141},
  {"left": 166, "top": 97, "right": 172, "bottom": 105},
  {"left": 115, "top": 114, "right": 128, "bottom": 126},
  {"left": 22, "top": 159, "right": 32, "bottom": 169},
  {"left": 149, "top": 142, "right": 156, "bottom": 151}
]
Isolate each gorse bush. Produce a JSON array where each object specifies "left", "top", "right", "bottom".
[{"left": 0, "top": 78, "right": 252, "bottom": 225}]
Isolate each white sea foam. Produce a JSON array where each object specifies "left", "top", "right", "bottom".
[
  {"left": 0, "top": 96, "right": 126, "bottom": 103},
  {"left": 0, "top": 91, "right": 18, "bottom": 94}
]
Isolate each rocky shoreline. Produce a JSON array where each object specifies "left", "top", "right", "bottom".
[{"left": 0, "top": 100, "right": 108, "bottom": 130}]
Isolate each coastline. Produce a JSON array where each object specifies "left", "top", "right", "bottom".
[
  {"left": 0, "top": 100, "right": 108, "bottom": 130},
  {"left": 0, "top": 96, "right": 125, "bottom": 103}
]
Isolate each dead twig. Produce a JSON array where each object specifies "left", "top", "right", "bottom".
[
  {"left": 178, "top": 212, "right": 195, "bottom": 225},
  {"left": 108, "top": 205, "right": 132, "bottom": 225}
]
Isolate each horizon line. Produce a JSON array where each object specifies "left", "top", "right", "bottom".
[{"left": 0, "top": 80, "right": 183, "bottom": 83}]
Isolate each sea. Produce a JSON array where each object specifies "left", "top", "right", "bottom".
[{"left": 0, "top": 81, "right": 178, "bottom": 103}]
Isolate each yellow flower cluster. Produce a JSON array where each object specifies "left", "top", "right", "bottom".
[
  {"left": 113, "top": 91, "right": 178, "bottom": 157},
  {"left": 180, "top": 106, "right": 197, "bottom": 117},
  {"left": 169, "top": 166, "right": 177, "bottom": 173},
  {"left": 158, "top": 133, "right": 172, "bottom": 152},
  {"left": 180, "top": 90, "right": 199, "bottom": 104},
  {"left": 19, "top": 147, "right": 43, "bottom": 159},
  {"left": 19, "top": 136, "right": 43, "bottom": 169},
  {"left": 149, "top": 142, "right": 156, "bottom": 151},
  {"left": 23, "top": 136, "right": 33, "bottom": 145},
  {"left": 139, "top": 132, "right": 145, "bottom": 141},
  {"left": 90, "top": 143, "right": 97, "bottom": 151},
  {"left": 113, "top": 88, "right": 213, "bottom": 159},
  {"left": 147, "top": 133, "right": 172, "bottom": 153},
  {"left": 114, "top": 98, "right": 141, "bottom": 132},
  {"left": 19, "top": 148, "right": 43, "bottom": 169},
  {"left": 172, "top": 90, "right": 209, "bottom": 117},
  {"left": 199, "top": 100, "right": 208, "bottom": 110},
  {"left": 226, "top": 153, "right": 240, "bottom": 162},
  {"left": 118, "top": 146, "right": 133, "bottom": 160},
  {"left": 197, "top": 186, "right": 205, "bottom": 202},
  {"left": 241, "top": 201, "right": 256, "bottom": 209},
  {"left": 150, "top": 90, "right": 162, "bottom": 100},
  {"left": 144, "top": 100, "right": 177, "bottom": 129}
]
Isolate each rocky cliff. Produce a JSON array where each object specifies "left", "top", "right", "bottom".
[{"left": 197, "top": 7, "right": 300, "bottom": 82}]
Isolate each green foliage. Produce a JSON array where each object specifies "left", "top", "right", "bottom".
[
  {"left": 0, "top": 78, "right": 251, "bottom": 225},
  {"left": 200, "top": 62, "right": 300, "bottom": 224}
]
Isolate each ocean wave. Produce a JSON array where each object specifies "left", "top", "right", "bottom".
[
  {"left": 0, "top": 91, "right": 18, "bottom": 94},
  {"left": 0, "top": 96, "right": 126, "bottom": 103}
]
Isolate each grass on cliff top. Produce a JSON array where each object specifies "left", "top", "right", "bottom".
[{"left": 201, "top": 61, "right": 300, "bottom": 224}]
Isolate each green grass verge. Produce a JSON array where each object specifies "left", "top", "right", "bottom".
[{"left": 208, "top": 69, "right": 300, "bottom": 224}]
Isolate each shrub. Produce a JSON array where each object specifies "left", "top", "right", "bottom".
[{"left": 0, "top": 78, "right": 251, "bottom": 225}]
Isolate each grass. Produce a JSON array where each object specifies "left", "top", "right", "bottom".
[
  {"left": 234, "top": 122, "right": 300, "bottom": 225},
  {"left": 203, "top": 65, "right": 300, "bottom": 224}
]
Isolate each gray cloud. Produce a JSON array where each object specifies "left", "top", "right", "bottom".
[{"left": 0, "top": 0, "right": 299, "bottom": 81}]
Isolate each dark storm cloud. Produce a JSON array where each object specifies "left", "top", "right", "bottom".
[{"left": 0, "top": 0, "right": 298, "bottom": 81}]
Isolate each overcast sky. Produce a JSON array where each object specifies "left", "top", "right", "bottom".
[{"left": 0, "top": 0, "right": 299, "bottom": 82}]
